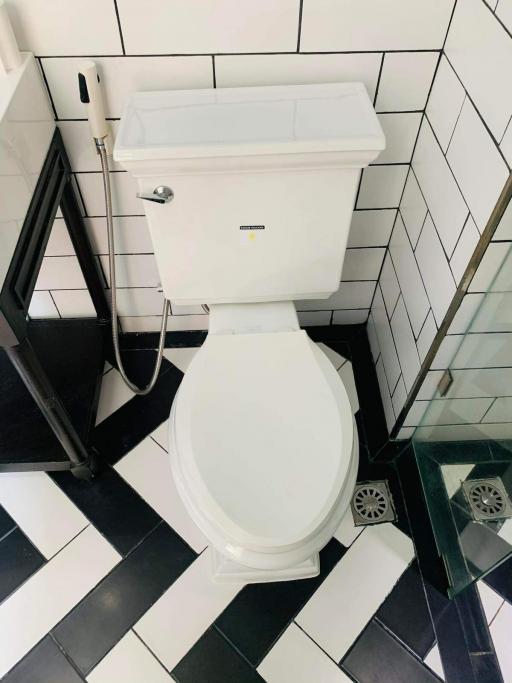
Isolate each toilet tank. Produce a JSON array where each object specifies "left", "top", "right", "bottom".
[{"left": 114, "top": 83, "right": 385, "bottom": 305}]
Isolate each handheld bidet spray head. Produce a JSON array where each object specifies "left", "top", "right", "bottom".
[{"left": 78, "top": 60, "right": 112, "bottom": 154}]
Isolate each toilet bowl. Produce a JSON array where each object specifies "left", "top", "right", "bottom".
[{"left": 168, "top": 302, "right": 358, "bottom": 582}]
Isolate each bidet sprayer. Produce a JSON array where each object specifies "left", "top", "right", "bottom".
[{"left": 78, "top": 60, "right": 112, "bottom": 154}]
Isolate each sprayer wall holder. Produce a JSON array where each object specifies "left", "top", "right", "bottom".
[{"left": 94, "top": 127, "right": 114, "bottom": 156}]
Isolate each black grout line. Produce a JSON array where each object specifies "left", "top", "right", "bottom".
[
  {"left": 442, "top": 0, "right": 459, "bottom": 50},
  {"left": 112, "top": 0, "right": 126, "bottom": 55},
  {"left": 211, "top": 56, "right": 217, "bottom": 88},
  {"left": 443, "top": 91, "right": 467, "bottom": 156},
  {"left": 48, "top": 290, "right": 63, "bottom": 319},
  {"left": 372, "top": 53, "right": 385, "bottom": 107},
  {"left": 481, "top": 0, "right": 512, "bottom": 40},
  {"left": 131, "top": 628, "right": 173, "bottom": 677},
  {"left": 37, "top": 49, "right": 444, "bottom": 59},
  {"left": 36, "top": 57, "right": 58, "bottom": 121}
]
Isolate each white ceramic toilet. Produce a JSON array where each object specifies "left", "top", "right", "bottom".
[{"left": 114, "top": 82, "right": 385, "bottom": 582}]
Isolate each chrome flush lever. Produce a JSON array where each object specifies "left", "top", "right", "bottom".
[{"left": 137, "top": 185, "right": 174, "bottom": 204}]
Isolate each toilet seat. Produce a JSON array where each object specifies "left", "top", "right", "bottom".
[{"left": 169, "top": 329, "right": 358, "bottom": 574}]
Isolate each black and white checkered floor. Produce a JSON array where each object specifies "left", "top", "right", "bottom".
[{"left": 0, "top": 338, "right": 511, "bottom": 682}]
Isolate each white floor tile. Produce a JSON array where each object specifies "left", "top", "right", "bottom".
[
  {"left": 163, "top": 347, "right": 200, "bottom": 373},
  {"left": 338, "top": 361, "right": 359, "bottom": 414},
  {"left": 424, "top": 645, "right": 445, "bottom": 680},
  {"left": 490, "top": 602, "right": 512, "bottom": 681},
  {"left": 317, "top": 343, "right": 347, "bottom": 371},
  {"left": 134, "top": 550, "right": 243, "bottom": 672},
  {"left": 333, "top": 509, "right": 364, "bottom": 548},
  {"left": 96, "top": 368, "right": 135, "bottom": 425},
  {"left": 115, "top": 437, "right": 208, "bottom": 553},
  {"left": 87, "top": 631, "right": 171, "bottom": 683},
  {"left": 296, "top": 523, "right": 414, "bottom": 661},
  {"left": 151, "top": 420, "right": 169, "bottom": 452},
  {"left": 0, "top": 472, "right": 88, "bottom": 560},
  {"left": 477, "top": 582, "right": 505, "bottom": 624},
  {"left": 258, "top": 623, "right": 353, "bottom": 683},
  {"left": 0, "top": 526, "right": 120, "bottom": 678}
]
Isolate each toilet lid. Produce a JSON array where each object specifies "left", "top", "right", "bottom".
[{"left": 173, "top": 331, "right": 354, "bottom": 551}]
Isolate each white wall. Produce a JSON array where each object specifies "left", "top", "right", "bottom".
[
  {"left": 9, "top": 0, "right": 454, "bottom": 331},
  {"left": 369, "top": 0, "right": 512, "bottom": 437}
]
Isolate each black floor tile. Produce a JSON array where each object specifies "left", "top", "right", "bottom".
[
  {"left": 0, "top": 528, "right": 45, "bottom": 603},
  {"left": 485, "top": 555, "right": 512, "bottom": 604},
  {"left": 215, "top": 538, "right": 345, "bottom": 666},
  {"left": 52, "top": 522, "right": 195, "bottom": 675},
  {"left": 92, "top": 359, "right": 183, "bottom": 465},
  {"left": 172, "top": 628, "right": 265, "bottom": 683},
  {"left": 0, "top": 505, "right": 15, "bottom": 540},
  {"left": 2, "top": 635, "right": 84, "bottom": 683},
  {"left": 342, "top": 620, "right": 442, "bottom": 683},
  {"left": 376, "top": 560, "right": 435, "bottom": 659},
  {"left": 50, "top": 466, "right": 161, "bottom": 557}
]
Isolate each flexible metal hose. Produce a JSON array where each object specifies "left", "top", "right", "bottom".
[{"left": 96, "top": 138, "right": 170, "bottom": 395}]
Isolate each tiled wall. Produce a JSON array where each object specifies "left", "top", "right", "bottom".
[
  {"left": 13, "top": 0, "right": 456, "bottom": 331},
  {"left": 369, "top": 0, "right": 512, "bottom": 438}
]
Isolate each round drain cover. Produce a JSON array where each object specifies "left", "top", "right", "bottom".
[
  {"left": 468, "top": 482, "right": 506, "bottom": 518},
  {"left": 353, "top": 486, "right": 389, "bottom": 522}
]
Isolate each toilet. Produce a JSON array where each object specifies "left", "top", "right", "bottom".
[{"left": 114, "top": 82, "right": 385, "bottom": 582}]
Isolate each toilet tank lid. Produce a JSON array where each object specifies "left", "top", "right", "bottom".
[{"left": 114, "top": 82, "right": 385, "bottom": 162}]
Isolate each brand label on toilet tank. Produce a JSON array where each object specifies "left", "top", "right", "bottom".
[{"left": 239, "top": 225, "right": 265, "bottom": 230}]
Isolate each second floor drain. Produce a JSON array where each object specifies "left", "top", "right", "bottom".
[
  {"left": 351, "top": 480, "right": 396, "bottom": 526},
  {"left": 462, "top": 477, "right": 512, "bottom": 521}
]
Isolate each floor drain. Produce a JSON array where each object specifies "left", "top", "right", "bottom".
[
  {"left": 351, "top": 481, "right": 396, "bottom": 526},
  {"left": 462, "top": 477, "right": 512, "bottom": 521}
]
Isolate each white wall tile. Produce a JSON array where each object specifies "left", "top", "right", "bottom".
[
  {"left": 376, "top": 113, "right": 422, "bottom": 164},
  {"left": 215, "top": 53, "right": 381, "bottom": 101},
  {"left": 35, "top": 256, "right": 86, "bottom": 290},
  {"left": 348, "top": 210, "right": 396, "bottom": 248},
  {"left": 389, "top": 214, "right": 430, "bottom": 335},
  {"left": 482, "top": 396, "right": 512, "bottom": 422},
  {"left": 380, "top": 252, "right": 400, "bottom": 318},
  {"left": 390, "top": 296, "right": 421, "bottom": 392},
  {"left": 357, "top": 165, "right": 408, "bottom": 209},
  {"left": 497, "top": 0, "right": 512, "bottom": 31},
  {"left": 300, "top": 0, "right": 454, "bottom": 51},
  {"left": 500, "top": 117, "right": 512, "bottom": 165},
  {"left": 415, "top": 215, "right": 457, "bottom": 326},
  {"left": 0, "top": 472, "right": 88, "bottom": 560},
  {"left": 42, "top": 56, "right": 213, "bottom": 120},
  {"left": 450, "top": 215, "right": 480, "bottom": 284},
  {"left": 341, "top": 248, "right": 385, "bottom": 281},
  {"left": 447, "top": 98, "right": 509, "bottom": 232},
  {"left": 297, "top": 281, "right": 376, "bottom": 311},
  {"left": 375, "top": 357, "right": 396, "bottom": 432},
  {"left": 113, "top": 288, "right": 165, "bottom": 317},
  {"left": 416, "top": 370, "right": 444, "bottom": 400},
  {"left": 58, "top": 121, "right": 122, "bottom": 173},
  {"left": 45, "top": 218, "right": 74, "bottom": 256},
  {"left": 332, "top": 309, "right": 368, "bottom": 324},
  {"left": 98, "top": 254, "right": 160, "bottom": 288},
  {"left": 426, "top": 56, "right": 465, "bottom": 152},
  {"left": 416, "top": 310, "right": 437, "bottom": 362},
  {"left": 0, "top": 526, "right": 120, "bottom": 678},
  {"left": 297, "top": 310, "right": 332, "bottom": 326},
  {"left": 120, "top": 314, "right": 208, "bottom": 333},
  {"left": 403, "top": 401, "right": 429, "bottom": 428},
  {"left": 134, "top": 551, "right": 243, "bottom": 672},
  {"left": 117, "top": 0, "right": 300, "bottom": 54},
  {"left": 28, "top": 291, "right": 59, "bottom": 319},
  {"left": 87, "top": 631, "right": 170, "bottom": 683},
  {"left": 445, "top": 0, "right": 512, "bottom": 140},
  {"left": 371, "top": 285, "right": 401, "bottom": 392},
  {"left": 449, "top": 293, "right": 485, "bottom": 333},
  {"left": 469, "top": 242, "right": 509, "bottom": 292},
  {"left": 77, "top": 172, "right": 142, "bottom": 216},
  {"left": 493, "top": 200, "right": 512, "bottom": 241},
  {"left": 375, "top": 51, "right": 439, "bottom": 112},
  {"left": 367, "top": 312, "right": 381, "bottom": 362},
  {"left": 115, "top": 437, "right": 208, "bottom": 552},
  {"left": 467, "top": 291, "right": 512, "bottom": 333},
  {"left": 51, "top": 289, "right": 96, "bottom": 318},
  {"left": 258, "top": 623, "right": 353, "bottom": 683},
  {"left": 449, "top": 367, "right": 512, "bottom": 398},
  {"left": 296, "top": 523, "right": 414, "bottom": 660},
  {"left": 7, "top": 0, "right": 122, "bottom": 55},
  {"left": 391, "top": 376, "right": 407, "bottom": 417},
  {"left": 397, "top": 427, "right": 415, "bottom": 439},
  {"left": 400, "top": 171, "right": 427, "bottom": 248},
  {"left": 86, "top": 216, "right": 153, "bottom": 255},
  {"left": 416, "top": 422, "right": 512, "bottom": 440},
  {"left": 417, "top": 397, "right": 494, "bottom": 425},
  {"left": 412, "top": 119, "right": 468, "bottom": 256}
]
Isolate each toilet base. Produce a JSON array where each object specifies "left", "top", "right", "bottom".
[{"left": 210, "top": 546, "right": 320, "bottom": 584}]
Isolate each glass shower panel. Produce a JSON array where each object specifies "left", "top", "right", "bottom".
[{"left": 412, "top": 200, "right": 512, "bottom": 597}]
